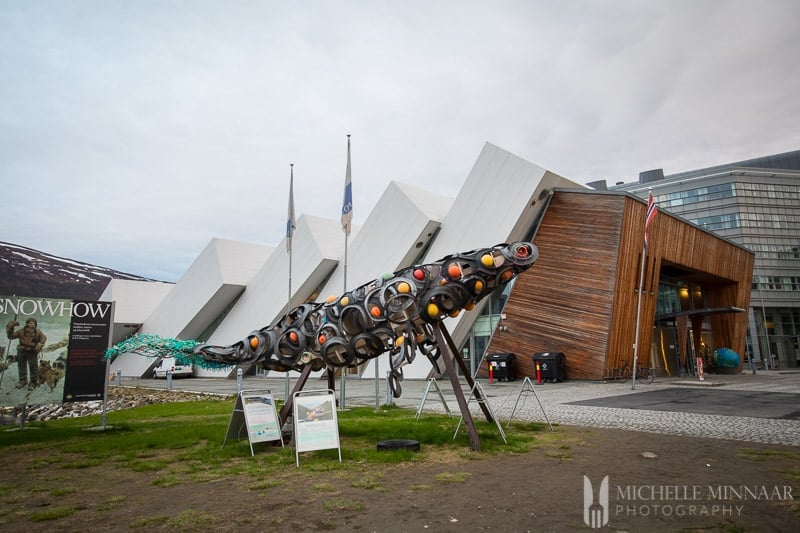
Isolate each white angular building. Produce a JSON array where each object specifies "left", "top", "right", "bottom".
[{"left": 107, "top": 142, "right": 583, "bottom": 379}]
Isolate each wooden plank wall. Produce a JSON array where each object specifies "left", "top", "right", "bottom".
[
  {"left": 485, "top": 190, "right": 755, "bottom": 380},
  {"left": 650, "top": 203, "right": 755, "bottom": 361},
  {"left": 486, "top": 191, "right": 624, "bottom": 380}
]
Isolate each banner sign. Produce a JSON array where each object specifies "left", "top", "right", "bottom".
[
  {"left": 63, "top": 300, "right": 114, "bottom": 402},
  {"left": 293, "top": 389, "right": 341, "bottom": 467},
  {"left": 0, "top": 296, "right": 113, "bottom": 407},
  {"left": 224, "top": 390, "right": 283, "bottom": 456}
]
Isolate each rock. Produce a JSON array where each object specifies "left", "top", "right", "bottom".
[{"left": 0, "top": 386, "right": 222, "bottom": 424}]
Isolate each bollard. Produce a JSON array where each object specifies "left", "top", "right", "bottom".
[
  {"left": 489, "top": 362, "right": 494, "bottom": 384},
  {"left": 166, "top": 369, "right": 173, "bottom": 390},
  {"left": 115, "top": 369, "right": 122, "bottom": 386},
  {"left": 535, "top": 362, "right": 542, "bottom": 384},
  {"left": 385, "top": 371, "right": 393, "bottom": 406},
  {"left": 237, "top": 367, "right": 243, "bottom": 393}
]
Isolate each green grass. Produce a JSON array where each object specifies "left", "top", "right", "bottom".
[
  {"left": 29, "top": 506, "right": 78, "bottom": 522},
  {"left": 0, "top": 395, "right": 557, "bottom": 487}
]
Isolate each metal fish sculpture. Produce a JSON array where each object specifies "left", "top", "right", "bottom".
[{"left": 193, "top": 242, "right": 537, "bottom": 396}]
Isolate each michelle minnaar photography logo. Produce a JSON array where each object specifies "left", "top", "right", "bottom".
[{"left": 582, "top": 475, "right": 794, "bottom": 528}]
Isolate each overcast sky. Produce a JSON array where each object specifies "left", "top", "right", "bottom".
[{"left": 2, "top": 0, "right": 798, "bottom": 282}]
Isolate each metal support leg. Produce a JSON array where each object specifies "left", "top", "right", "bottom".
[
  {"left": 278, "top": 365, "right": 313, "bottom": 428},
  {"left": 433, "top": 323, "right": 481, "bottom": 451}
]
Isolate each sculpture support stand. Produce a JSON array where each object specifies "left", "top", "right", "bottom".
[
  {"left": 275, "top": 323, "right": 496, "bottom": 452},
  {"left": 278, "top": 365, "right": 314, "bottom": 428},
  {"left": 433, "top": 322, "right": 492, "bottom": 451}
]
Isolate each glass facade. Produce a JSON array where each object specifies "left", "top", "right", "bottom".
[
  {"left": 613, "top": 151, "right": 800, "bottom": 370},
  {"left": 461, "top": 279, "right": 514, "bottom": 377}
]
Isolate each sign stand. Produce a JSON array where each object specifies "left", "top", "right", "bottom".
[
  {"left": 293, "top": 389, "right": 341, "bottom": 467},
  {"left": 224, "top": 389, "right": 283, "bottom": 456},
  {"left": 415, "top": 378, "right": 452, "bottom": 420},
  {"left": 453, "top": 380, "right": 507, "bottom": 444},
  {"left": 506, "top": 377, "right": 553, "bottom": 431}
]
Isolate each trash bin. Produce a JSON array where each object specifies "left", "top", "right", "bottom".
[
  {"left": 532, "top": 352, "right": 566, "bottom": 382},
  {"left": 486, "top": 353, "right": 516, "bottom": 381}
]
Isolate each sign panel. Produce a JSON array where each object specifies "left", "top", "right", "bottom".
[
  {"left": 0, "top": 296, "right": 113, "bottom": 406},
  {"left": 63, "top": 300, "right": 114, "bottom": 402},
  {"left": 243, "top": 392, "right": 281, "bottom": 443},
  {"left": 224, "top": 390, "right": 282, "bottom": 456},
  {"left": 293, "top": 389, "right": 341, "bottom": 466}
]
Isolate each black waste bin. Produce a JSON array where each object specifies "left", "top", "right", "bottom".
[
  {"left": 486, "top": 353, "right": 516, "bottom": 381},
  {"left": 532, "top": 352, "right": 566, "bottom": 382}
]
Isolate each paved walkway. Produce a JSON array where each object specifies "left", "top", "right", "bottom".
[{"left": 124, "top": 370, "right": 800, "bottom": 447}]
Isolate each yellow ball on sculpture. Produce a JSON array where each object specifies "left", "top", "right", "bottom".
[
  {"left": 427, "top": 303, "right": 440, "bottom": 317},
  {"left": 481, "top": 254, "right": 494, "bottom": 267}
]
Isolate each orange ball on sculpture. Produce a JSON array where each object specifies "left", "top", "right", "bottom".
[{"left": 447, "top": 264, "right": 462, "bottom": 279}]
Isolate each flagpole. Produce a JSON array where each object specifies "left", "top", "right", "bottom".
[
  {"left": 287, "top": 163, "right": 295, "bottom": 313},
  {"left": 632, "top": 190, "right": 656, "bottom": 390},
  {"left": 340, "top": 134, "right": 352, "bottom": 410},
  {"left": 631, "top": 244, "right": 647, "bottom": 390},
  {"left": 286, "top": 164, "right": 296, "bottom": 401}
]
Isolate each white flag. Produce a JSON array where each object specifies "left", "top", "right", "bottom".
[{"left": 286, "top": 164, "right": 296, "bottom": 252}]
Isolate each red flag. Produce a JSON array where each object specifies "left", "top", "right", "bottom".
[{"left": 643, "top": 192, "right": 657, "bottom": 250}]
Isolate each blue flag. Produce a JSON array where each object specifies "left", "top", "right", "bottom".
[{"left": 341, "top": 136, "right": 353, "bottom": 236}]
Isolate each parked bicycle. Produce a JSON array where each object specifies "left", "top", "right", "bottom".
[
  {"left": 634, "top": 366, "right": 656, "bottom": 384},
  {"left": 603, "top": 361, "right": 631, "bottom": 382},
  {"left": 603, "top": 362, "right": 656, "bottom": 384}
]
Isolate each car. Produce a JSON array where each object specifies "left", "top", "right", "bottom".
[{"left": 152, "top": 357, "right": 193, "bottom": 378}]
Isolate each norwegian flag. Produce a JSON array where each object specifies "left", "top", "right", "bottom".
[{"left": 643, "top": 192, "right": 658, "bottom": 250}]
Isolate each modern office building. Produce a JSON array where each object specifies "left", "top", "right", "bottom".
[
  {"left": 104, "top": 143, "right": 754, "bottom": 382},
  {"left": 604, "top": 151, "right": 800, "bottom": 371}
]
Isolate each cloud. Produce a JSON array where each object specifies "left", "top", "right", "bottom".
[{"left": 1, "top": 0, "right": 798, "bottom": 281}]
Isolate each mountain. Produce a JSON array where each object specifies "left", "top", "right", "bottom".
[{"left": 0, "top": 241, "right": 165, "bottom": 301}]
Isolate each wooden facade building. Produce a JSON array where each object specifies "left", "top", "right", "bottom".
[{"left": 485, "top": 189, "right": 755, "bottom": 381}]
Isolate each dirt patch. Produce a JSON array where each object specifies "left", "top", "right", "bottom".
[
  {"left": 0, "top": 390, "right": 798, "bottom": 532},
  {"left": 1, "top": 427, "right": 797, "bottom": 531}
]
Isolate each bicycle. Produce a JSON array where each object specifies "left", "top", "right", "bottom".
[
  {"left": 603, "top": 361, "right": 631, "bottom": 383},
  {"left": 634, "top": 366, "right": 655, "bottom": 384}
]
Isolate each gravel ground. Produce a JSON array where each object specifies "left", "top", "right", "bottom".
[{"left": 0, "top": 386, "right": 223, "bottom": 425}]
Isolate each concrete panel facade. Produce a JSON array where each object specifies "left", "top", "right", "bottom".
[
  {"left": 401, "top": 142, "right": 583, "bottom": 377},
  {"left": 99, "top": 279, "right": 172, "bottom": 345}
]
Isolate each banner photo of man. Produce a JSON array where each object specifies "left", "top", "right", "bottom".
[{"left": 1, "top": 296, "right": 72, "bottom": 406}]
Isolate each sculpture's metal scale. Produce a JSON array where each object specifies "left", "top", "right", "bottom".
[{"left": 194, "top": 242, "right": 538, "bottom": 398}]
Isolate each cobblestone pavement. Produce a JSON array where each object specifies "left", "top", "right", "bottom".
[{"left": 131, "top": 370, "right": 800, "bottom": 447}]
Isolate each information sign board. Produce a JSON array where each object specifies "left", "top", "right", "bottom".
[
  {"left": 224, "top": 390, "right": 282, "bottom": 456},
  {"left": 292, "top": 389, "right": 341, "bottom": 466}
]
